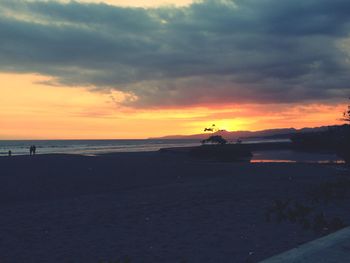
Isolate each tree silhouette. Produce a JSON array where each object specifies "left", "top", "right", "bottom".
[
  {"left": 204, "top": 124, "right": 217, "bottom": 132},
  {"left": 342, "top": 98, "right": 350, "bottom": 123},
  {"left": 201, "top": 135, "right": 227, "bottom": 145}
]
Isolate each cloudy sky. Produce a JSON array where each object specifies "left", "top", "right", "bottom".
[{"left": 0, "top": 0, "right": 349, "bottom": 139}]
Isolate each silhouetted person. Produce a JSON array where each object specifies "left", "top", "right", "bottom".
[
  {"left": 29, "top": 145, "right": 34, "bottom": 156},
  {"left": 8, "top": 150, "right": 11, "bottom": 157}
]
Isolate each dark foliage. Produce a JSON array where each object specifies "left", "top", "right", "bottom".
[
  {"left": 266, "top": 198, "right": 346, "bottom": 234},
  {"left": 201, "top": 135, "right": 227, "bottom": 145},
  {"left": 308, "top": 179, "right": 350, "bottom": 203},
  {"left": 341, "top": 98, "right": 350, "bottom": 123},
  {"left": 290, "top": 125, "right": 350, "bottom": 164}
]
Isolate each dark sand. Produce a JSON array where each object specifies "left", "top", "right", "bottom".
[{"left": 0, "top": 152, "right": 349, "bottom": 262}]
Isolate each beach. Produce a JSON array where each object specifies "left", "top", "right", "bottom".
[{"left": 0, "top": 151, "right": 349, "bottom": 262}]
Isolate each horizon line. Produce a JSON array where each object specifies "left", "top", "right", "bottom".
[{"left": 1, "top": 123, "right": 346, "bottom": 141}]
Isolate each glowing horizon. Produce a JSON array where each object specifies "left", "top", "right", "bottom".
[
  {"left": 0, "top": 72, "right": 345, "bottom": 140},
  {"left": 0, "top": 0, "right": 349, "bottom": 139}
]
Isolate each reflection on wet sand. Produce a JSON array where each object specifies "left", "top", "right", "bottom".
[
  {"left": 251, "top": 159, "right": 297, "bottom": 163},
  {"left": 251, "top": 150, "right": 345, "bottom": 164},
  {"left": 251, "top": 159, "right": 345, "bottom": 164}
]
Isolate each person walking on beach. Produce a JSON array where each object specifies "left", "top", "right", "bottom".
[
  {"left": 29, "top": 145, "right": 37, "bottom": 156},
  {"left": 29, "top": 145, "right": 35, "bottom": 156},
  {"left": 8, "top": 150, "right": 11, "bottom": 157}
]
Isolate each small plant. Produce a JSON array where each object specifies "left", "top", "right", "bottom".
[
  {"left": 284, "top": 202, "right": 313, "bottom": 224},
  {"left": 266, "top": 198, "right": 346, "bottom": 234},
  {"left": 301, "top": 218, "right": 311, "bottom": 230},
  {"left": 309, "top": 179, "right": 350, "bottom": 203},
  {"left": 329, "top": 217, "right": 346, "bottom": 231},
  {"left": 266, "top": 199, "right": 290, "bottom": 223},
  {"left": 313, "top": 212, "right": 328, "bottom": 233}
]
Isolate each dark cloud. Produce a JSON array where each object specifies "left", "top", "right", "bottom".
[{"left": 0, "top": 0, "right": 349, "bottom": 107}]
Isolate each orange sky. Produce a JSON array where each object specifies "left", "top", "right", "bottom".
[
  {"left": 0, "top": 0, "right": 349, "bottom": 139},
  {"left": 0, "top": 72, "right": 345, "bottom": 139}
]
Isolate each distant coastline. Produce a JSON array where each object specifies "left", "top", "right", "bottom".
[{"left": 149, "top": 125, "right": 340, "bottom": 140}]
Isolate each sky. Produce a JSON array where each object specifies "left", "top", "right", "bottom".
[{"left": 0, "top": 0, "right": 349, "bottom": 139}]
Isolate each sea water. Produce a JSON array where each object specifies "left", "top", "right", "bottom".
[
  {"left": 0, "top": 138, "right": 290, "bottom": 156},
  {"left": 0, "top": 139, "right": 345, "bottom": 164},
  {"left": 0, "top": 139, "right": 201, "bottom": 156}
]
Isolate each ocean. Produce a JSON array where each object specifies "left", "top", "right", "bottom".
[
  {"left": 0, "top": 139, "right": 201, "bottom": 156},
  {"left": 1, "top": 138, "right": 344, "bottom": 164},
  {"left": 0, "top": 138, "right": 290, "bottom": 156}
]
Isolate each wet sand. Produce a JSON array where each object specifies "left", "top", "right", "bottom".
[{"left": 0, "top": 152, "right": 348, "bottom": 262}]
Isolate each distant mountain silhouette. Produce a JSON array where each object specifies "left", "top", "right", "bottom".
[{"left": 150, "top": 125, "right": 339, "bottom": 140}]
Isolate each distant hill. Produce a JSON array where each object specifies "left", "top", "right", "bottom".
[{"left": 150, "top": 125, "right": 339, "bottom": 140}]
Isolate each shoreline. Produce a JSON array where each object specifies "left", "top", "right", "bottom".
[
  {"left": 1, "top": 141, "right": 344, "bottom": 165},
  {"left": 0, "top": 140, "right": 290, "bottom": 157}
]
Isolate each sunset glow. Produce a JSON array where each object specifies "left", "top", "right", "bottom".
[
  {"left": 0, "top": 0, "right": 349, "bottom": 139},
  {"left": 0, "top": 72, "right": 345, "bottom": 139}
]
